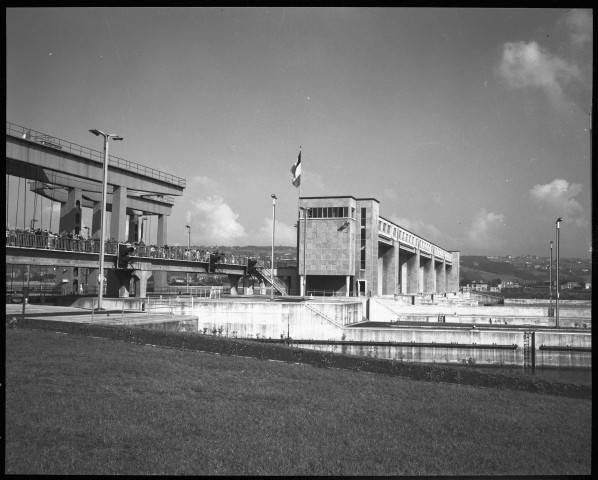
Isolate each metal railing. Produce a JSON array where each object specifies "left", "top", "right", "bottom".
[
  {"left": 6, "top": 231, "right": 249, "bottom": 266},
  {"left": 7, "top": 121, "right": 186, "bottom": 188},
  {"left": 378, "top": 216, "right": 454, "bottom": 263}
]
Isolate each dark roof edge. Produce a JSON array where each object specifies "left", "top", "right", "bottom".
[{"left": 300, "top": 196, "right": 380, "bottom": 203}]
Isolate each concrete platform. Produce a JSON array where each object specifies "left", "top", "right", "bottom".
[{"left": 5, "top": 304, "right": 198, "bottom": 327}]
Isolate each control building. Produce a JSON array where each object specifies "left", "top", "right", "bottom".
[{"left": 297, "top": 196, "right": 459, "bottom": 297}]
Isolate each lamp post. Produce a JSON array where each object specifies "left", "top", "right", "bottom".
[
  {"left": 549, "top": 240, "right": 553, "bottom": 316},
  {"left": 30, "top": 218, "right": 38, "bottom": 230},
  {"left": 186, "top": 224, "right": 191, "bottom": 293},
  {"left": 299, "top": 207, "right": 310, "bottom": 297},
  {"left": 555, "top": 218, "right": 563, "bottom": 328},
  {"left": 89, "top": 129, "right": 123, "bottom": 311},
  {"left": 271, "top": 194, "right": 277, "bottom": 301}
]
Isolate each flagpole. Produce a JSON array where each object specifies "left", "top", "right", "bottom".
[{"left": 297, "top": 147, "right": 301, "bottom": 296}]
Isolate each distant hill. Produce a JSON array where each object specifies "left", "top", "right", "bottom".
[{"left": 460, "top": 255, "right": 546, "bottom": 284}]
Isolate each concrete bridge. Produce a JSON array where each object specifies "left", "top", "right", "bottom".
[
  {"left": 6, "top": 121, "right": 196, "bottom": 297},
  {"left": 6, "top": 233, "right": 251, "bottom": 297}
]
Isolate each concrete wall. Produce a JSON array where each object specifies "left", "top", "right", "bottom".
[
  {"left": 370, "top": 298, "right": 591, "bottom": 326},
  {"left": 145, "top": 298, "right": 589, "bottom": 368},
  {"left": 535, "top": 331, "right": 592, "bottom": 368}
]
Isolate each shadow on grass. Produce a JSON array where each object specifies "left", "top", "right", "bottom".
[{"left": 10, "top": 317, "right": 591, "bottom": 400}]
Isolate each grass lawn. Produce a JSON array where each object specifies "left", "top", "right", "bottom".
[{"left": 5, "top": 328, "right": 591, "bottom": 475}]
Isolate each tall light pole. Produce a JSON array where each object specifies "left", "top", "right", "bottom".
[
  {"left": 89, "top": 129, "right": 123, "bottom": 311},
  {"left": 299, "top": 207, "right": 310, "bottom": 297},
  {"left": 549, "top": 240, "right": 553, "bottom": 316},
  {"left": 186, "top": 224, "right": 191, "bottom": 293},
  {"left": 555, "top": 218, "right": 563, "bottom": 328},
  {"left": 271, "top": 194, "right": 277, "bottom": 301}
]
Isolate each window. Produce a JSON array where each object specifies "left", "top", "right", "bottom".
[
  {"left": 360, "top": 207, "right": 367, "bottom": 270},
  {"left": 308, "top": 206, "right": 352, "bottom": 219}
]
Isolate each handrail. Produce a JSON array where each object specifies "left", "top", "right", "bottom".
[
  {"left": 305, "top": 303, "right": 343, "bottom": 328},
  {"left": 7, "top": 121, "right": 186, "bottom": 188},
  {"left": 256, "top": 267, "right": 289, "bottom": 295},
  {"left": 377, "top": 216, "right": 454, "bottom": 263},
  {"left": 6, "top": 231, "right": 249, "bottom": 266}
]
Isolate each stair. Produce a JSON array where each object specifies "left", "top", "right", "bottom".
[{"left": 254, "top": 267, "right": 288, "bottom": 295}]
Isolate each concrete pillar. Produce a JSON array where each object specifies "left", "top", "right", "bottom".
[
  {"left": 377, "top": 254, "right": 383, "bottom": 296},
  {"left": 59, "top": 188, "right": 83, "bottom": 235},
  {"left": 153, "top": 214, "right": 169, "bottom": 290},
  {"left": 259, "top": 279, "right": 266, "bottom": 295},
  {"left": 91, "top": 201, "right": 102, "bottom": 239},
  {"left": 380, "top": 244, "right": 397, "bottom": 295},
  {"left": 447, "top": 251, "right": 460, "bottom": 292},
  {"left": 423, "top": 256, "right": 435, "bottom": 293},
  {"left": 128, "top": 214, "right": 140, "bottom": 243},
  {"left": 157, "top": 214, "right": 168, "bottom": 246},
  {"left": 228, "top": 274, "right": 242, "bottom": 296},
  {"left": 132, "top": 270, "right": 153, "bottom": 298},
  {"left": 346, "top": 275, "right": 350, "bottom": 296},
  {"left": 110, "top": 185, "right": 127, "bottom": 242},
  {"left": 436, "top": 259, "right": 446, "bottom": 293},
  {"left": 406, "top": 249, "right": 419, "bottom": 294}
]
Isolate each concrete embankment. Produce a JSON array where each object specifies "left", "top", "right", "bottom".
[{"left": 146, "top": 297, "right": 591, "bottom": 369}]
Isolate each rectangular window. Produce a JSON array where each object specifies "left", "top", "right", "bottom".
[
  {"left": 360, "top": 234, "right": 366, "bottom": 270},
  {"left": 361, "top": 208, "right": 366, "bottom": 227}
]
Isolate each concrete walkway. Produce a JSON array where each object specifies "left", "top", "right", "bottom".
[{"left": 5, "top": 304, "right": 198, "bottom": 327}]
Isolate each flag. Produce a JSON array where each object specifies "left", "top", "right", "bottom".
[{"left": 291, "top": 150, "right": 301, "bottom": 187}]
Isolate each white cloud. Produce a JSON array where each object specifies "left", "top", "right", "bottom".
[
  {"left": 466, "top": 208, "right": 506, "bottom": 251},
  {"left": 497, "top": 10, "right": 592, "bottom": 112},
  {"left": 497, "top": 41, "right": 580, "bottom": 108},
  {"left": 186, "top": 195, "right": 247, "bottom": 246},
  {"left": 258, "top": 217, "right": 297, "bottom": 247},
  {"left": 530, "top": 179, "right": 587, "bottom": 227}
]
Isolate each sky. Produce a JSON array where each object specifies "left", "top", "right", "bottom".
[{"left": 6, "top": 7, "right": 593, "bottom": 258}]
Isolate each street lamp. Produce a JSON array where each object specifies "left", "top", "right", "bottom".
[
  {"left": 271, "top": 194, "right": 277, "bottom": 301},
  {"left": 549, "top": 240, "right": 553, "bottom": 317},
  {"left": 89, "top": 129, "right": 123, "bottom": 311},
  {"left": 30, "top": 218, "right": 38, "bottom": 230},
  {"left": 555, "top": 218, "right": 563, "bottom": 328},
  {"left": 186, "top": 225, "right": 191, "bottom": 293},
  {"left": 299, "top": 207, "right": 310, "bottom": 297}
]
